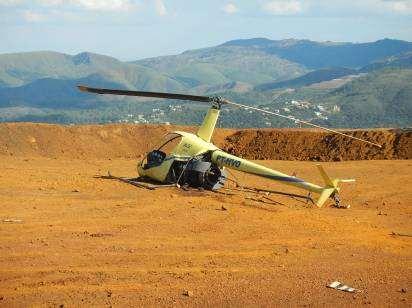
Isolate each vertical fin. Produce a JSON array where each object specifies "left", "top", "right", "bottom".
[
  {"left": 316, "top": 164, "right": 337, "bottom": 208},
  {"left": 317, "top": 164, "right": 334, "bottom": 187}
]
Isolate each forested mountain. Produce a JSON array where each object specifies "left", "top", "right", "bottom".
[
  {"left": 134, "top": 44, "right": 307, "bottom": 86},
  {"left": 360, "top": 51, "right": 412, "bottom": 72},
  {"left": 0, "top": 38, "right": 411, "bottom": 128},
  {"left": 255, "top": 67, "right": 358, "bottom": 91},
  {"left": 221, "top": 38, "right": 412, "bottom": 68},
  {"left": 0, "top": 51, "right": 184, "bottom": 91},
  {"left": 318, "top": 68, "right": 412, "bottom": 127}
]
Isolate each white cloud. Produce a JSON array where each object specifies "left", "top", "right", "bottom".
[
  {"left": 11, "top": 0, "right": 139, "bottom": 24},
  {"left": 37, "top": 0, "right": 64, "bottom": 5},
  {"left": 70, "top": 0, "right": 136, "bottom": 11},
  {"left": 154, "top": 0, "right": 167, "bottom": 16},
  {"left": 23, "top": 10, "right": 47, "bottom": 22},
  {"left": 0, "top": 0, "right": 23, "bottom": 5},
  {"left": 11, "top": 0, "right": 138, "bottom": 11},
  {"left": 263, "top": 0, "right": 303, "bottom": 15},
  {"left": 302, "top": 0, "right": 412, "bottom": 16},
  {"left": 222, "top": 3, "right": 238, "bottom": 14},
  {"left": 385, "top": 0, "right": 412, "bottom": 14}
]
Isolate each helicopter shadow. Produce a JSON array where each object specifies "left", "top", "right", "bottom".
[
  {"left": 95, "top": 172, "right": 309, "bottom": 212},
  {"left": 95, "top": 172, "right": 173, "bottom": 191}
]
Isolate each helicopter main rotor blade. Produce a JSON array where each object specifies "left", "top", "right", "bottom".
[
  {"left": 77, "top": 85, "right": 213, "bottom": 103},
  {"left": 220, "top": 98, "right": 382, "bottom": 148},
  {"left": 77, "top": 85, "right": 382, "bottom": 148}
]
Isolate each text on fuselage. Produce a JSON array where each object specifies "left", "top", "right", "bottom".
[{"left": 216, "top": 155, "right": 241, "bottom": 168}]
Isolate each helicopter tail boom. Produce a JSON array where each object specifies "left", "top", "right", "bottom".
[{"left": 211, "top": 150, "right": 354, "bottom": 207}]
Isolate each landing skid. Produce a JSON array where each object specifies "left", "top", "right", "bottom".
[
  {"left": 233, "top": 185, "right": 315, "bottom": 205},
  {"left": 98, "top": 172, "right": 175, "bottom": 190}
]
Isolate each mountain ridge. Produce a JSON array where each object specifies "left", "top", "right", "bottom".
[
  {"left": 0, "top": 38, "right": 411, "bottom": 128},
  {"left": 0, "top": 50, "right": 185, "bottom": 91},
  {"left": 222, "top": 38, "right": 412, "bottom": 69}
]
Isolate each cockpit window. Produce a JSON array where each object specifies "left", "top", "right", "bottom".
[
  {"left": 139, "top": 133, "right": 183, "bottom": 170},
  {"left": 157, "top": 133, "right": 182, "bottom": 156}
]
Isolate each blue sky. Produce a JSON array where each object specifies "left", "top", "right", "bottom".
[{"left": 1, "top": 0, "right": 412, "bottom": 60}]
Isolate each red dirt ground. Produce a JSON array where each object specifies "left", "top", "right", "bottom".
[{"left": 0, "top": 123, "right": 411, "bottom": 306}]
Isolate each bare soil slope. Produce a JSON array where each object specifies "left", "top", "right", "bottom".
[
  {"left": 223, "top": 128, "right": 412, "bottom": 161},
  {"left": 0, "top": 123, "right": 410, "bottom": 161},
  {"left": 0, "top": 123, "right": 217, "bottom": 159}
]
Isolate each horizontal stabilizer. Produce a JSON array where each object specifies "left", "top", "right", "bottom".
[{"left": 316, "top": 188, "right": 336, "bottom": 208}]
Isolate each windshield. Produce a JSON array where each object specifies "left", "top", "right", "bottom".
[
  {"left": 156, "top": 133, "right": 182, "bottom": 156},
  {"left": 138, "top": 133, "right": 183, "bottom": 169}
]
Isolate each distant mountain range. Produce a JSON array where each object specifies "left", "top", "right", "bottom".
[
  {"left": 0, "top": 38, "right": 412, "bottom": 128},
  {"left": 221, "top": 38, "right": 412, "bottom": 68},
  {"left": 255, "top": 67, "right": 359, "bottom": 91},
  {"left": 0, "top": 51, "right": 185, "bottom": 91}
]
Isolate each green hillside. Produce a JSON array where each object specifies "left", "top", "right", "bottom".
[
  {"left": 0, "top": 51, "right": 185, "bottom": 91},
  {"left": 5, "top": 68, "right": 410, "bottom": 129},
  {"left": 223, "top": 38, "right": 412, "bottom": 69},
  {"left": 361, "top": 51, "right": 412, "bottom": 72},
  {"left": 255, "top": 67, "right": 358, "bottom": 91},
  {"left": 249, "top": 68, "right": 412, "bottom": 128},
  {"left": 136, "top": 45, "right": 307, "bottom": 86},
  {"left": 319, "top": 68, "right": 412, "bottom": 127},
  {"left": 0, "top": 74, "right": 127, "bottom": 109},
  {"left": 254, "top": 51, "right": 412, "bottom": 92}
]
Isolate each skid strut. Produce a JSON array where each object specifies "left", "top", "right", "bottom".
[{"left": 332, "top": 193, "right": 350, "bottom": 209}]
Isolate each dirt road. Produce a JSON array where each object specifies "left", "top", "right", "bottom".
[{"left": 0, "top": 156, "right": 410, "bottom": 306}]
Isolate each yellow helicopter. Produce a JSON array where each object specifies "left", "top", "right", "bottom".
[{"left": 78, "top": 85, "right": 381, "bottom": 208}]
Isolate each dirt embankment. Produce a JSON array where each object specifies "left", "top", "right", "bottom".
[
  {"left": 222, "top": 128, "right": 412, "bottom": 161},
  {"left": 0, "top": 123, "right": 410, "bottom": 161},
  {"left": 0, "top": 123, "right": 232, "bottom": 159}
]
